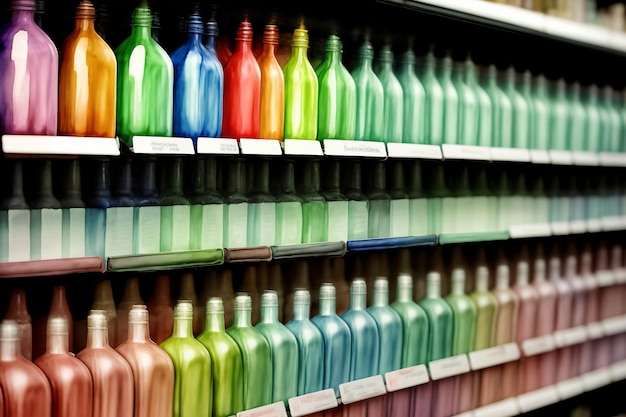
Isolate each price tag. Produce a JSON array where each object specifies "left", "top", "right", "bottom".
[
  {"left": 428, "top": 354, "right": 471, "bottom": 380},
  {"left": 288, "top": 389, "right": 338, "bottom": 417},
  {"left": 2, "top": 134, "right": 120, "bottom": 156},
  {"left": 571, "top": 151, "right": 599, "bottom": 166},
  {"left": 601, "top": 217, "right": 625, "bottom": 232},
  {"left": 386, "top": 143, "right": 443, "bottom": 159},
  {"left": 596, "top": 271, "right": 615, "bottom": 287},
  {"left": 529, "top": 149, "right": 551, "bottom": 164},
  {"left": 384, "top": 364, "right": 430, "bottom": 392},
  {"left": 468, "top": 343, "right": 521, "bottom": 371},
  {"left": 582, "top": 368, "right": 612, "bottom": 391},
  {"left": 323, "top": 139, "right": 387, "bottom": 158},
  {"left": 615, "top": 268, "right": 626, "bottom": 284},
  {"left": 132, "top": 136, "right": 194, "bottom": 155},
  {"left": 197, "top": 137, "right": 240, "bottom": 155},
  {"left": 237, "top": 401, "right": 288, "bottom": 417},
  {"left": 557, "top": 377, "right": 583, "bottom": 400},
  {"left": 489, "top": 147, "right": 530, "bottom": 162},
  {"left": 611, "top": 360, "right": 626, "bottom": 381},
  {"left": 548, "top": 150, "right": 573, "bottom": 165},
  {"left": 522, "top": 335, "right": 556, "bottom": 357},
  {"left": 283, "top": 139, "right": 324, "bottom": 156},
  {"left": 472, "top": 398, "right": 520, "bottom": 417},
  {"left": 602, "top": 315, "right": 626, "bottom": 336},
  {"left": 338, "top": 375, "right": 386, "bottom": 404},
  {"left": 516, "top": 386, "right": 560, "bottom": 413},
  {"left": 599, "top": 152, "right": 626, "bottom": 167},
  {"left": 586, "top": 323, "right": 605, "bottom": 340},
  {"left": 586, "top": 219, "right": 603, "bottom": 233},
  {"left": 554, "top": 326, "right": 588, "bottom": 348},
  {"left": 451, "top": 413, "right": 474, "bottom": 417},
  {"left": 569, "top": 220, "right": 587, "bottom": 235},
  {"left": 509, "top": 223, "right": 552, "bottom": 239},
  {"left": 240, "top": 138, "right": 283, "bottom": 156},
  {"left": 550, "top": 222, "right": 570, "bottom": 235},
  {"left": 441, "top": 144, "right": 491, "bottom": 161}
]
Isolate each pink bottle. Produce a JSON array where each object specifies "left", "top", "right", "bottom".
[
  {"left": 76, "top": 311, "right": 134, "bottom": 417},
  {"left": 565, "top": 253, "right": 586, "bottom": 378},
  {"left": 610, "top": 244, "right": 626, "bottom": 363},
  {"left": 594, "top": 243, "right": 615, "bottom": 370},
  {"left": 116, "top": 305, "right": 175, "bottom": 417},
  {"left": 0, "top": 320, "right": 51, "bottom": 417},
  {"left": 33, "top": 286, "right": 74, "bottom": 360},
  {"left": 579, "top": 248, "right": 599, "bottom": 374},
  {"left": 116, "top": 277, "right": 144, "bottom": 348},
  {"left": 148, "top": 275, "right": 174, "bottom": 344},
  {"left": 3, "top": 289, "right": 32, "bottom": 361},
  {"left": 531, "top": 256, "right": 558, "bottom": 388},
  {"left": 34, "top": 317, "right": 93, "bottom": 417},
  {"left": 549, "top": 255, "right": 575, "bottom": 382},
  {"left": 92, "top": 280, "right": 118, "bottom": 347}
]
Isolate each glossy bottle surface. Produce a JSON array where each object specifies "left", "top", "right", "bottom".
[
  {"left": 470, "top": 266, "right": 498, "bottom": 350},
  {"left": 492, "top": 264, "right": 519, "bottom": 346},
  {"left": 367, "top": 277, "right": 403, "bottom": 374},
  {"left": 485, "top": 65, "right": 512, "bottom": 148},
  {"left": 3, "top": 289, "right": 32, "bottom": 361},
  {"left": 160, "top": 301, "right": 212, "bottom": 417},
  {"left": 422, "top": 52, "right": 444, "bottom": 145},
  {"left": 0, "top": 0, "right": 58, "bottom": 135},
  {"left": 444, "top": 268, "right": 477, "bottom": 355},
  {"left": 377, "top": 45, "right": 403, "bottom": 143},
  {"left": 116, "top": 277, "right": 144, "bottom": 348},
  {"left": 352, "top": 41, "right": 384, "bottom": 142},
  {"left": 397, "top": 50, "right": 426, "bottom": 144},
  {"left": 257, "top": 25, "right": 284, "bottom": 140},
  {"left": 418, "top": 272, "right": 454, "bottom": 361},
  {"left": 59, "top": 0, "right": 116, "bottom": 137},
  {"left": 440, "top": 55, "right": 459, "bottom": 145},
  {"left": 116, "top": 305, "right": 175, "bottom": 417}
]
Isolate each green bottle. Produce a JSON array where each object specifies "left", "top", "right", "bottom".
[
  {"left": 567, "top": 82, "right": 586, "bottom": 151},
  {"left": 247, "top": 159, "right": 276, "bottom": 247},
  {"left": 444, "top": 268, "right": 477, "bottom": 355},
  {"left": 426, "top": 161, "right": 451, "bottom": 235},
  {"left": 407, "top": 161, "right": 428, "bottom": 236},
  {"left": 298, "top": 159, "right": 326, "bottom": 243},
  {"left": 422, "top": 51, "right": 444, "bottom": 145},
  {"left": 343, "top": 160, "right": 369, "bottom": 241},
  {"left": 367, "top": 161, "right": 391, "bottom": 238},
  {"left": 388, "top": 160, "right": 410, "bottom": 238},
  {"left": 453, "top": 57, "right": 478, "bottom": 146},
  {"left": 377, "top": 45, "right": 403, "bottom": 143},
  {"left": 601, "top": 86, "right": 622, "bottom": 153},
  {"left": 197, "top": 298, "right": 244, "bottom": 417},
  {"left": 418, "top": 272, "right": 453, "bottom": 361},
  {"left": 469, "top": 266, "right": 498, "bottom": 350},
  {"left": 472, "top": 62, "right": 493, "bottom": 147},
  {"left": 275, "top": 159, "right": 303, "bottom": 246},
  {"left": 320, "top": 159, "right": 349, "bottom": 242},
  {"left": 115, "top": 4, "right": 173, "bottom": 147},
  {"left": 255, "top": 290, "right": 299, "bottom": 404},
  {"left": 440, "top": 54, "right": 459, "bottom": 145},
  {"left": 398, "top": 49, "right": 426, "bottom": 144},
  {"left": 352, "top": 40, "right": 384, "bottom": 141},
  {"left": 549, "top": 78, "right": 569, "bottom": 151},
  {"left": 484, "top": 65, "right": 512, "bottom": 148},
  {"left": 390, "top": 273, "right": 429, "bottom": 367},
  {"left": 283, "top": 24, "right": 318, "bottom": 140},
  {"left": 504, "top": 67, "right": 530, "bottom": 149},
  {"left": 531, "top": 74, "right": 550, "bottom": 150},
  {"left": 159, "top": 158, "right": 190, "bottom": 252},
  {"left": 316, "top": 35, "right": 356, "bottom": 140},
  {"left": 583, "top": 85, "right": 601, "bottom": 153},
  {"left": 160, "top": 300, "right": 212, "bottom": 417},
  {"left": 226, "top": 294, "right": 272, "bottom": 409}
]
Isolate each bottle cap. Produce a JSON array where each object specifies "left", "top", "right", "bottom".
[
  {"left": 292, "top": 25, "right": 309, "bottom": 48},
  {"left": 358, "top": 41, "right": 374, "bottom": 60},
  {"left": 6, "top": 290, "right": 30, "bottom": 322},
  {"left": 204, "top": 18, "right": 219, "bottom": 37},
  {"left": 293, "top": 289, "right": 311, "bottom": 305},
  {"left": 496, "top": 264, "right": 509, "bottom": 289},
  {"left": 427, "top": 271, "right": 441, "bottom": 285},
  {"left": 234, "top": 294, "right": 252, "bottom": 310},
  {"left": 324, "top": 34, "right": 342, "bottom": 52},
  {"left": 263, "top": 24, "right": 279, "bottom": 45},
  {"left": 0, "top": 320, "right": 19, "bottom": 341},
  {"left": 236, "top": 20, "right": 253, "bottom": 42},
  {"left": 151, "top": 10, "right": 161, "bottom": 31},
  {"left": 397, "top": 273, "right": 413, "bottom": 290},
  {"left": 174, "top": 300, "right": 193, "bottom": 318},
  {"left": 47, "top": 317, "right": 69, "bottom": 335},
  {"left": 565, "top": 255, "right": 577, "bottom": 277},
  {"left": 516, "top": 261, "right": 529, "bottom": 286},
  {"left": 186, "top": 11, "right": 203, "bottom": 34},
  {"left": 261, "top": 290, "right": 279, "bottom": 307},
  {"left": 319, "top": 283, "right": 336, "bottom": 300},
  {"left": 379, "top": 45, "right": 394, "bottom": 63},
  {"left": 206, "top": 297, "right": 224, "bottom": 314},
  {"left": 128, "top": 305, "right": 149, "bottom": 324},
  {"left": 76, "top": 0, "right": 95, "bottom": 19},
  {"left": 549, "top": 257, "right": 561, "bottom": 280},
  {"left": 581, "top": 251, "right": 592, "bottom": 275},
  {"left": 131, "top": 6, "right": 152, "bottom": 27},
  {"left": 534, "top": 258, "right": 546, "bottom": 282},
  {"left": 374, "top": 277, "right": 388, "bottom": 292},
  {"left": 11, "top": 0, "right": 36, "bottom": 11},
  {"left": 452, "top": 268, "right": 465, "bottom": 283},
  {"left": 87, "top": 311, "right": 108, "bottom": 329},
  {"left": 476, "top": 266, "right": 489, "bottom": 292},
  {"left": 402, "top": 49, "right": 416, "bottom": 65},
  {"left": 350, "top": 278, "right": 367, "bottom": 296}
]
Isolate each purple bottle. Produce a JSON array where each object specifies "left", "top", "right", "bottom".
[{"left": 0, "top": 0, "right": 58, "bottom": 135}]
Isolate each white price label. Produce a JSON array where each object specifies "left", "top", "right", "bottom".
[
  {"left": 529, "top": 149, "right": 551, "bottom": 164},
  {"left": 237, "top": 402, "right": 288, "bottom": 417},
  {"left": 571, "top": 151, "right": 599, "bottom": 166},
  {"left": 509, "top": 223, "right": 552, "bottom": 239},
  {"left": 288, "top": 389, "right": 337, "bottom": 417},
  {"left": 586, "top": 323, "right": 605, "bottom": 340},
  {"left": 197, "top": 137, "right": 240, "bottom": 154},
  {"left": 283, "top": 139, "right": 323, "bottom": 156},
  {"left": 468, "top": 343, "right": 521, "bottom": 371},
  {"left": 596, "top": 271, "right": 616, "bottom": 287},
  {"left": 554, "top": 326, "right": 588, "bottom": 348},
  {"left": 586, "top": 219, "right": 603, "bottom": 233},
  {"left": 611, "top": 360, "right": 626, "bottom": 381},
  {"left": 338, "top": 375, "right": 386, "bottom": 404},
  {"left": 582, "top": 368, "right": 612, "bottom": 391},
  {"left": 602, "top": 315, "right": 626, "bottom": 336},
  {"left": 386, "top": 143, "right": 443, "bottom": 159},
  {"left": 472, "top": 398, "right": 520, "bottom": 417},
  {"left": 569, "top": 220, "right": 587, "bottom": 235},
  {"left": 428, "top": 354, "right": 471, "bottom": 380},
  {"left": 441, "top": 144, "right": 491, "bottom": 161},
  {"left": 384, "top": 364, "right": 430, "bottom": 392},
  {"left": 599, "top": 152, "right": 626, "bottom": 167},
  {"left": 522, "top": 335, "right": 556, "bottom": 357},
  {"left": 615, "top": 268, "right": 626, "bottom": 284},
  {"left": 489, "top": 147, "right": 530, "bottom": 162},
  {"left": 556, "top": 377, "right": 584, "bottom": 400},
  {"left": 323, "top": 139, "right": 387, "bottom": 158},
  {"left": 239, "top": 138, "right": 282, "bottom": 156},
  {"left": 516, "top": 386, "right": 560, "bottom": 413},
  {"left": 132, "top": 136, "right": 195, "bottom": 154},
  {"left": 550, "top": 222, "right": 570, "bottom": 235},
  {"left": 2, "top": 134, "right": 120, "bottom": 156},
  {"left": 549, "top": 150, "right": 573, "bottom": 165}
]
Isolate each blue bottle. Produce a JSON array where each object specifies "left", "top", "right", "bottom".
[
  {"left": 85, "top": 158, "right": 114, "bottom": 258},
  {"left": 366, "top": 277, "right": 403, "bottom": 375},
  {"left": 285, "top": 289, "right": 324, "bottom": 395},
  {"left": 341, "top": 279, "right": 380, "bottom": 380},
  {"left": 311, "top": 283, "right": 352, "bottom": 395},
  {"left": 171, "top": 9, "right": 223, "bottom": 143}
]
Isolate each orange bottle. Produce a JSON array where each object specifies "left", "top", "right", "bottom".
[
  {"left": 257, "top": 24, "right": 284, "bottom": 140},
  {"left": 58, "top": 0, "right": 116, "bottom": 137}
]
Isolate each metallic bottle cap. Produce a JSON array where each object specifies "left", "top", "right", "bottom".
[
  {"left": 206, "top": 297, "right": 224, "bottom": 313},
  {"left": 0, "top": 320, "right": 19, "bottom": 341}
]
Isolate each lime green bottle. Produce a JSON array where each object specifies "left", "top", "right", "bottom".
[
  {"left": 422, "top": 51, "right": 444, "bottom": 145},
  {"left": 115, "top": 3, "right": 173, "bottom": 147},
  {"left": 377, "top": 45, "right": 403, "bottom": 143},
  {"left": 352, "top": 40, "right": 384, "bottom": 141},
  {"left": 160, "top": 300, "right": 212, "bottom": 417},
  {"left": 283, "top": 24, "right": 318, "bottom": 140},
  {"left": 398, "top": 49, "right": 426, "bottom": 144},
  {"left": 316, "top": 34, "right": 356, "bottom": 140},
  {"left": 469, "top": 266, "right": 498, "bottom": 350},
  {"left": 197, "top": 298, "right": 244, "bottom": 417},
  {"left": 440, "top": 54, "right": 459, "bottom": 145},
  {"left": 444, "top": 268, "right": 477, "bottom": 355}
]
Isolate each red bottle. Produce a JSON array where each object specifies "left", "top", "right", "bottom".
[
  {"left": 0, "top": 320, "right": 51, "bottom": 417},
  {"left": 222, "top": 19, "right": 261, "bottom": 140},
  {"left": 116, "top": 277, "right": 145, "bottom": 347},
  {"left": 92, "top": 280, "right": 118, "bottom": 347},
  {"left": 34, "top": 317, "right": 93, "bottom": 417},
  {"left": 76, "top": 311, "right": 134, "bottom": 417},
  {"left": 33, "top": 286, "right": 74, "bottom": 360},
  {"left": 3, "top": 289, "right": 32, "bottom": 361},
  {"left": 116, "top": 305, "right": 175, "bottom": 417},
  {"left": 148, "top": 275, "right": 174, "bottom": 344}
]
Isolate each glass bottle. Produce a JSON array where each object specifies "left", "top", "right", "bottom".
[
  {"left": 418, "top": 272, "right": 453, "bottom": 361},
  {"left": 367, "top": 161, "right": 391, "bottom": 238},
  {"left": 147, "top": 274, "right": 174, "bottom": 344},
  {"left": 29, "top": 159, "right": 62, "bottom": 261},
  {"left": 511, "top": 261, "right": 538, "bottom": 345},
  {"left": 223, "top": 157, "right": 248, "bottom": 248},
  {"left": 321, "top": 159, "right": 349, "bottom": 242},
  {"left": 397, "top": 49, "right": 426, "bottom": 144},
  {"left": 531, "top": 74, "right": 550, "bottom": 150},
  {"left": 469, "top": 62, "right": 493, "bottom": 148},
  {"left": 35, "top": 318, "right": 93, "bottom": 417},
  {"left": 602, "top": 86, "right": 622, "bottom": 153},
  {"left": 285, "top": 289, "right": 325, "bottom": 394},
  {"left": 0, "top": 0, "right": 58, "bottom": 136},
  {"left": 226, "top": 294, "right": 272, "bottom": 409},
  {"left": 298, "top": 159, "right": 326, "bottom": 243},
  {"left": 549, "top": 78, "right": 569, "bottom": 150},
  {"left": 133, "top": 157, "right": 161, "bottom": 255},
  {"left": 76, "top": 311, "right": 134, "bottom": 417},
  {"left": 584, "top": 84, "right": 601, "bottom": 153},
  {"left": 255, "top": 290, "right": 299, "bottom": 403},
  {"left": 171, "top": 8, "right": 223, "bottom": 143},
  {"left": 352, "top": 40, "right": 384, "bottom": 141},
  {"left": 388, "top": 160, "right": 410, "bottom": 237},
  {"left": 197, "top": 298, "right": 244, "bottom": 417},
  {"left": 159, "top": 157, "right": 190, "bottom": 252},
  {"left": 567, "top": 82, "right": 587, "bottom": 151},
  {"left": 91, "top": 280, "right": 117, "bottom": 347},
  {"left": 257, "top": 24, "right": 284, "bottom": 140},
  {"left": 0, "top": 320, "right": 52, "bottom": 417},
  {"left": 283, "top": 23, "right": 318, "bottom": 140},
  {"left": 106, "top": 157, "right": 134, "bottom": 258},
  {"left": 422, "top": 51, "right": 444, "bottom": 145},
  {"left": 470, "top": 266, "right": 498, "bottom": 350},
  {"left": 275, "top": 159, "right": 303, "bottom": 245},
  {"left": 0, "top": 160, "right": 30, "bottom": 263},
  {"left": 116, "top": 305, "right": 174, "bottom": 417},
  {"left": 440, "top": 54, "right": 459, "bottom": 145},
  {"left": 116, "top": 277, "right": 144, "bottom": 348},
  {"left": 453, "top": 58, "right": 477, "bottom": 146},
  {"left": 189, "top": 157, "right": 225, "bottom": 250},
  {"left": 3, "top": 289, "right": 32, "bottom": 361},
  {"left": 178, "top": 273, "right": 203, "bottom": 336},
  {"left": 377, "top": 45, "right": 403, "bottom": 143},
  {"left": 549, "top": 255, "right": 575, "bottom": 383},
  {"left": 45, "top": 286, "right": 74, "bottom": 356},
  {"left": 160, "top": 301, "right": 212, "bottom": 417},
  {"left": 531, "top": 256, "right": 558, "bottom": 388},
  {"left": 425, "top": 161, "right": 451, "bottom": 235},
  {"left": 343, "top": 160, "right": 369, "bottom": 241},
  {"left": 444, "top": 268, "right": 477, "bottom": 355},
  {"left": 222, "top": 19, "right": 260, "bottom": 139},
  {"left": 484, "top": 65, "right": 512, "bottom": 148},
  {"left": 59, "top": 0, "right": 116, "bottom": 138},
  {"left": 316, "top": 34, "right": 356, "bottom": 140},
  {"left": 367, "top": 277, "right": 402, "bottom": 374},
  {"left": 247, "top": 159, "right": 276, "bottom": 246},
  {"left": 506, "top": 67, "right": 530, "bottom": 149},
  {"left": 115, "top": 4, "right": 173, "bottom": 147}
]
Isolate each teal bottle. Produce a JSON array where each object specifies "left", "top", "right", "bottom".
[
  {"left": 422, "top": 51, "right": 444, "bottom": 145},
  {"left": 418, "top": 272, "right": 453, "bottom": 361},
  {"left": 602, "top": 86, "right": 622, "bottom": 153},
  {"left": 316, "top": 34, "right": 356, "bottom": 140},
  {"left": 505, "top": 67, "right": 530, "bottom": 149},
  {"left": 197, "top": 298, "right": 244, "bottom": 417},
  {"left": 473, "top": 63, "right": 493, "bottom": 147},
  {"left": 226, "top": 294, "right": 272, "bottom": 409},
  {"left": 115, "top": 3, "right": 173, "bottom": 147},
  {"left": 584, "top": 85, "right": 601, "bottom": 153},
  {"left": 444, "top": 268, "right": 477, "bottom": 355},
  {"left": 377, "top": 45, "right": 404, "bottom": 143},
  {"left": 484, "top": 65, "right": 512, "bottom": 148},
  {"left": 440, "top": 54, "right": 459, "bottom": 145},
  {"left": 160, "top": 300, "right": 212, "bottom": 417},
  {"left": 285, "top": 289, "right": 325, "bottom": 395},
  {"left": 352, "top": 40, "right": 384, "bottom": 141},
  {"left": 549, "top": 78, "right": 569, "bottom": 150},
  {"left": 311, "top": 283, "right": 352, "bottom": 395},
  {"left": 531, "top": 74, "right": 550, "bottom": 150},
  {"left": 568, "top": 82, "right": 587, "bottom": 151},
  {"left": 453, "top": 57, "right": 478, "bottom": 146},
  {"left": 255, "top": 290, "right": 299, "bottom": 404},
  {"left": 397, "top": 49, "right": 426, "bottom": 144},
  {"left": 366, "top": 277, "right": 403, "bottom": 375},
  {"left": 298, "top": 159, "right": 326, "bottom": 243}
]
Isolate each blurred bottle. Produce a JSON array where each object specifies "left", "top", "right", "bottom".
[
  {"left": 298, "top": 159, "right": 327, "bottom": 243},
  {"left": 189, "top": 157, "right": 225, "bottom": 250},
  {"left": 377, "top": 45, "right": 403, "bottom": 143},
  {"left": 148, "top": 275, "right": 174, "bottom": 344},
  {"left": 445, "top": 268, "right": 477, "bottom": 356},
  {"left": 531, "top": 74, "right": 550, "bottom": 150},
  {"left": 398, "top": 49, "right": 426, "bottom": 144},
  {"left": 440, "top": 54, "right": 459, "bottom": 145},
  {"left": 549, "top": 78, "right": 569, "bottom": 150},
  {"left": 583, "top": 84, "right": 601, "bottom": 153},
  {"left": 3, "top": 290, "right": 32, "bottom": 361},
  {"left": 567, "top": 82, "right": 586, "bottom": 151},
  {"left": 257, "top": 24, "right": 284, "bottom": 140},
  {"left": 91, "top": 280, "right": 117, "bottom": 347},
  {"left": 531, "top": 255, "right": 558, "bottom": 388},
  {"left": 116, "top": 277, "right": 144, "bottom": 347},
  {"left": 275, "top": 159, "right": 303, "bottom": 245},
  {"left": 223, "top": 157, "right": 249, "bottom": 248},
  {"left": 422, "top": 50, "right": 444, "bottom": 145},
  {"left": 506, "top": 67, "right": 530, "bottom": 149},
  {"left": 159, "top": 157, "right": 190, "bottom": 252},
  {"left": 352, "top": 40, "right": 384, "bottom": 141},
  {"left": 470, "top": 266, "right": 497, "bottom": 350},
  {"left": 453, "top": 57, "right": 478, "bottom": 146},
  {"left": 0, "top": 160, "right": 30, "bottom": 263},
  {"left": 484, "top": 65, "right": 512, "bottom": 148}
]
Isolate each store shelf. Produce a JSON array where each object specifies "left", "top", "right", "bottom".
[
  {"left": 438, "top": 231, "right": 510, "bottom": 245},
  {"left": 386, "top": 143, "right": 443, "bottom": 159},
  {"left": 346, "top": 235, "right": 438, "bottom": 252},
  {"left": 271, "top": 241, "right": 346, "bottom": 260},
  {"left": 107, "top": 249, "right": 223, "bottom": 272},
  {"left": 224, "top": 246, "right": 272, "bottom": 263},
  {"left": 131, "top": 136, "right": 195, "bottom": 155},
  {"left": 2, "top": 134, "right": 120, "bottom": 157},
  {"left": 196, "top": 137, "right": 240, "bottom": 155},
  {"left": 0, "top": 256, "right": 104, "bottom": 278}
]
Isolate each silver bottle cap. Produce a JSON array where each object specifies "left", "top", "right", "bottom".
[
  {"left": 373, "top": 277, "right": 388, "bottom": 293},
  {"left": 174, "top": 300, "right": 194, "bottom": 318},
  {"left": 350, "top": 278, "right": 367, "bottom": 296},
  {"left": 293, "top": 289, "right": 311, "bottom": 305},
  {"left": 206, "top": 297, "right": 224, "bottom": 314},
  {"left": 87, "top": 311, "right": 108, "bottom": 329},
  {"left": 397, "top": 273, "right": 413, "bottom": 290},
  {"left": 128, "top": 305, "right": 149, "bottom": 323},
  {"left": 261, "top": 290, "right": 279, "bottom": 307},
  {"left": 0, "top": 320, "right": 19, "bottom": 341},
  {"left": 496, "top": 264, "right": 509, "bottom": 289},
  {"left": 234, "top": 294, "right": 252, "bottom": 310},
  {"left": 319, "top": 283, "right": 336, "bottom": 300},
  {"left": 47, "top": 317, "right": 69, "bottom": 335}
]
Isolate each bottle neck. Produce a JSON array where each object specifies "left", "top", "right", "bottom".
[
  {"left": 173, "top": 316, "right": 193, "bottom": 338},
  {"left": 252, "top": 160, "right": 271, "bottom": 194},
  {"left": 318, "top": 297, "right": 336, "bottom": 315},
  {"left": 92, "top": 159, "right": 112, "bottom": 198},
  {"left": 204, "top": 157, "right": 218, "bottom": 192},
  {"left": 293, "top": 302, "right": 310, "bottom": 320},
  {"left": 291, "top": 45, "right": 308, "bottom": 60},
  {"left": 131, "top": 24, "right": 152, "bottom": 39},
  {"left": 233, "top": 309, "right": 252, "bottom": 327},
  {"left": 298, "top": 160, "right": 321, "bottom": 194},
  {"left": 224, "top": 159, "right": 245, "bottom": 195},
  {"left": 323, "top": 160, "right": 341, "bottom": 193},
  {"left": 369, "top": 162, "right": 387, "bottom": 194},
  {"left": 115, "top": 158, "right": 133, "bottom": 197},
  {"left": 187, "top": 32, "right": 202, "bottom": 46},
  {"left": 350, "top": 293, "right": 366, "bottom": 310},
  {"left": 76, "top": 17, "right": 95, "bottom": 32},
  {"left": 38, "top": 159, "right": 56, "bottom": 200},
  {"left": 345, "top": 161, "right": 363, "bottom": 192},
  {"left": 358, "top": 56, "right": 373, "bottom": 70},
  {"left": 373, "top": 289, "right": 388, "bottom": 306},
  {"left": 128, "top": 321, "right": 149, "bottom": 342},
  {"left": 260, "top": 305, "right": 279, "bottom": 323},
  {"left": 12, "top": 10, "right": 35, "bottom": 23},
  {"left": 281, "top": 160, "right": 297, "bottom": 194},
  {"left": 397, "top": 286, "right": 413, "bottom": 302},
  {"left": 426, "top": 280, "right": 441, "bottom": 298},
  {"left": 235, "top": 38, "right": 253, "bottom": 54},
  {"left": 46, "top": 333, "right": 69, "bottom": 354},
  {"left": 140, "top": 158, "right": 158, "bottom": 197},
  {"left": 206, "top": 311, "right": 226, "bottom": 332},
  {"left": 204, "top": 35, "right": 217, "bottom": 52},
  {"left": 0, "top": 339, "right": 20, "bottom": 361},
  {"left": 87, "top": 327, "right": 109, "bottom": 348},
  {"left": 161, "top": 158, "right": 184, "bottom": 196},
  {"left": 262, "top": 42, "right": 277, "bottom": 56}
]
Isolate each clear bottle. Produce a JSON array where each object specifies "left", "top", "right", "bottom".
[
  {"left": 247, "top": 159, "right": 276, "bottom": 247},
  {"left": 226, "top": 294, "right": 272, "bottom": 409},
  {"left": 388, "top": 160, "right": 410, "bottom": 238},
  {"left": 76, "top": 311, "right": 134, "bottom": 417},
  {"left": 133, "top": 157, "right": 161, "bottom": 255},
  {"left": 257, "top": 24, "right": 284, "bottom": 140},
  {"left": 189, "top": 157, "right": 225, "bottom": 250},
  {"left": 397, "top": 49, "right": 426, "bottom": 144},
  {"left": 159, "top": 157, "right": 191, "bottom": 252},
  {"left": 3, "top": 289, "right": 32, "bottom": 361},
  {"left": 116, "top": 305, "right": 174, "bottom": 417},
  {"left": 160, "top": 301, "right": 212, "bottom": 417},
  {"left": 298, "top": 159, "right": 327, "bottom": 243},
  {"left": 352, "top": 40, "right": 384, "bottom": 141},
  {"left": 321, "top": 159, "right": 349, "bottom": 242},
  {"left": 343, "top": 160, "right": 369, "bottom": 240},
  {"left": 422, "top": 51, "right": 444, "bottom": 145},
  {"left": 366, "top": 277, "right": 402, "bottom": 374},
  {"left": 222, "top": 157, "right": 249, "bottom": 248},
  {"left": 197, "top": 298, "right": 244, "bottom": 417},
  {"left": 377, "top": 45, "right": 404, "bottom": 143}
]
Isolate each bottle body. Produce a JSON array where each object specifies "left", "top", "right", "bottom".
[
  {"left": 257, "top": 26, "right": 284, "bottom": 140},
  {"left": 444, "top": 292, "right": 477, "bottom": 355},
  {"left": 285, "top": 317, "right": 325, "bottom": 394},
  {"left": 398, "top": 51, "right": 426, "bottom": 144},
  {"left": 377, "top": 49, "right": 404, "bottom": 143},
  {"left": 470, "top": 289, "right": 498, "bottom": 350},
  {"left": 352, "top": 42, "right": 384, "bottom": 142},
  {"left": 311, "top": 312, "right": 351, "bottom": 395}
]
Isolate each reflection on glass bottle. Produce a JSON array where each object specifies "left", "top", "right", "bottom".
[
  {"left": 377, "top": 45, "right": 403, "bottom": 143},
  {"left": 275, "top": 159, "right": 303, "bottom": 245},
  {"left": 422, "top": 51, "right": 444, "bottom": 145},
  {"left": 257, "top": 24, "right": 284, "bottom": 140},
  {"left": 367, "top": 277, "right": 402, "bottom": 374},
  {"left": 440, "top": 54, "right": 459, "bottom": 145},
  {"left": 352, "top": 40, "right": 384, "bottom": 141},
  {"left": 398, "top": 49, "right": 425, "bottom": 144},
  {"left": 298, "top": 159, "right": 326, "bottom": 243},
  {"left": 470, "top": 266, "right": 498, "bottom": 350}
]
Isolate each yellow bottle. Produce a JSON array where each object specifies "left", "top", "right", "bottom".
[{"left": 59, "top": 0, "right": 116, "bottom": 137}]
